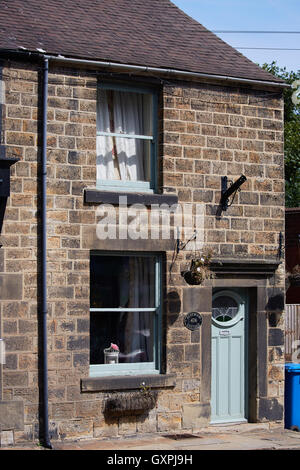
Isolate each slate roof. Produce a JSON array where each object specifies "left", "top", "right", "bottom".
[{"left": 0, "top": 0, "right": 283, "bottom": 84}]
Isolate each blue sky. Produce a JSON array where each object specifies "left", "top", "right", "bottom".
[{"left": 172, "top": 0, "right": 300, "bottom": 72}]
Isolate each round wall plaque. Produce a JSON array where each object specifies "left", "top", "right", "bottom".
[{"left": 184, "top": 312, "right": 202, "bottom": 331}]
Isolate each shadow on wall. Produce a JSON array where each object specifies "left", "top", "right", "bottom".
[
  {"left": 0, "top": 198, "right": 7, "bottom": 238},
  {"left": 266, "top": 290, "right": 285, "bottom": 311},
  {"left": 166, "top": 290, "right": 181, "bottom": 325},
  {"left": 266, "top": 288, "right": 285, "bottom": 327}
]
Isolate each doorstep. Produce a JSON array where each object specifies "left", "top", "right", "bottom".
[{"left": 200, "top": 422, "right": 272, "bottom": 434}]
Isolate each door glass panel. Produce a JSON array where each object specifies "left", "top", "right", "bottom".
[{"left": 212, "top": 295, "right": 239, "bottom": 322}]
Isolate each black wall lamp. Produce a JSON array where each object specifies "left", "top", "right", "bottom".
[
  {"left": 221, "top": 174, "right": 247, "bottom": 211},
  {"left": 0, "top": 156, "right": 19, "bottom": 237},
  {"left": 0, "top": 156, "right": 19, "bottom": 198}
]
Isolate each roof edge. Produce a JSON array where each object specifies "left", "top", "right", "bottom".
[{"left": 0, "top": 49, "right": 290, "bottom": 89}]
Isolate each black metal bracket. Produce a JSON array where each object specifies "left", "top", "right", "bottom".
[
  {"left": 176, "top": 229, "right": 197, "bottom": 254},
  {"left": 221, "top": 174, "right": 247, "bottom": 211}
]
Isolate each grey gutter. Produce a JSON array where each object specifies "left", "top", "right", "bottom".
[{"left": 44, "top": 54, "right": 290, "bottom": 89}]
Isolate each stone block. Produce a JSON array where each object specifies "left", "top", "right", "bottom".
[
  {"left": 5, "top": 335, "right": 32, "bottom": 352},
  {"left": 0, "top": 430, "right": 14, "bottom": 446},
  {"left": 168, "top": 328, "right": 190, "bottom": 344},
  {"left": 182, "top": 287, "right": 211, "bottom": 313},
  {"left": 157, "top": 412, "right": 182, "bottom": 432},
  {"left": 3, "top": 371, "right": 28, "bottom": 387},
  {"left": 0, "top": 274, "right": 22, "bottom": 300},
  {"left": 182, "top": 402, "right": 210, "bottom": 429},
  {"left": 258, "top": 398, "right": 283, "bottom": 422},
  {"left": 52, "top": 403, "right": 74, "bottom": 420},
  {"left": 167, "top": 345, "right": 184, "bottom": 363},
  {"left": 0, "top": 401, "right": 24, "bottom": 431},
  {"left": 14, "top": 424, "right": 34, "bottom": 444},
  {"left": 184, "top": 344, "right": 200, "bottom": 362},
  {"left": 67, "top": 335, "right": 89, "bottom": 351},
  {"left": 93, "top": 416, "right": 119, "bottom": 438},
  {"left": 58, "top": 418, "right": 93, "bottom": 440},
  {"left": 136, "top": 411, "right": 157, "bottom": 433},
  {"left": 268, "top": 364, "right": 284, "bottom": 381},
  {"left": 268, "top": 328, "right": 284, "bottom": 347},
  {"left": 118, "top": 415, "right": 137, "bottom": 435}
]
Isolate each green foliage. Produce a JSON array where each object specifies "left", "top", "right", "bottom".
[{"left": 262, "top": 62, "right": 300, "bottom": 207}]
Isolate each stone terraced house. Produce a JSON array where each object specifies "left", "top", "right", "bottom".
[{"left": 0, "top": 0, "right": 287, "bottom": 447}]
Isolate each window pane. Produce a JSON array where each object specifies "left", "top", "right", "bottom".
[
  {"left": 98, "top": 89, "right": 153, "bottom": 136},
  {"left": 96, "top": 136, "right": 151, "bottom": 182},
  {"left": 90, "top": 255, "right": 156, "bottom": 309},
  {"left": 90, "top": 311, "right": 154, "bottom": 365}
]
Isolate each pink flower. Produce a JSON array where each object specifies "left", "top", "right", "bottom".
[{"left": 110, "top": 343, "right": 119, "bottom": 351}]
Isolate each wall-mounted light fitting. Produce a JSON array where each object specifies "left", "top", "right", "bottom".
[
  {"left": 0, "top": 156, "right": 19, "bottom": 238},
  {"left": 0, "top": 156, "right": 19, "bottom": 198},
  {"left": 221, "top": 174, "right": 247, "bottom": 211}
]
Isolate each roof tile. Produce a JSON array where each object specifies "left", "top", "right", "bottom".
[{"left": 0, "top": 0, "right": 283, "bottom": 83}]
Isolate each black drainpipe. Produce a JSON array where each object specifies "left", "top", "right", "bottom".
[{"left": 40, "top": 57, "right": 52, "bottom": 449}]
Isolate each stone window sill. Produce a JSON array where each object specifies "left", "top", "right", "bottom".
[
  {"left": 81, "top": 373, "right": 176, "bottom": 392},
  {"left": 84, "top": 188, "right": 178, "bottom": 207}
]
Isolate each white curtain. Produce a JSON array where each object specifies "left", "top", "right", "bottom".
[
  {"left": 97, "top": 89, "right": 146, "bottom": 182},
  {"left": 129, "top": 258, "right": 153, "bottom": 362},
  {"left": 96, "top": 89, "right": 115, "bottom": 180},
  {"left": 120, "top": 258, "right": 154, "bottom": 363}
]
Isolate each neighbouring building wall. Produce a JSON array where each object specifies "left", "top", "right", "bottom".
[
  {"left": 0, "top": 61, "right": 285, "bottom": 445},
  {"left": 286, "top": 208, "right": 300, "bottom": 304}
]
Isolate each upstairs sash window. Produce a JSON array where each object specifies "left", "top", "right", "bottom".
[{"left": 96, "top": 84, "right": 158, "bottom": 192}]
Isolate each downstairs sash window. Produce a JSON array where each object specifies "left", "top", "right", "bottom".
[{"left": 89, "top": 252, "right": 162, "bottom": 377}]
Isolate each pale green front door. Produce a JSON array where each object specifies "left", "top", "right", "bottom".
[{"left": 211, "top": 288, "right": 248, "bottom": 424}]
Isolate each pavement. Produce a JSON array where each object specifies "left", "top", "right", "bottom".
[{"left": 2, "top": 423, "right": 300, "bottom": 451}]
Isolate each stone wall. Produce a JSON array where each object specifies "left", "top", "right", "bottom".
[{"left": 0, "top": 61, "right": 285, "bottom": 445}]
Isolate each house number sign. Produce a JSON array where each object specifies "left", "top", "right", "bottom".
[
  {"left": 184, "top": 312, "right": 202, "bottom": 331},
  {"left": 219, "top": 330, "right": 230, "bottom": 337}
]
